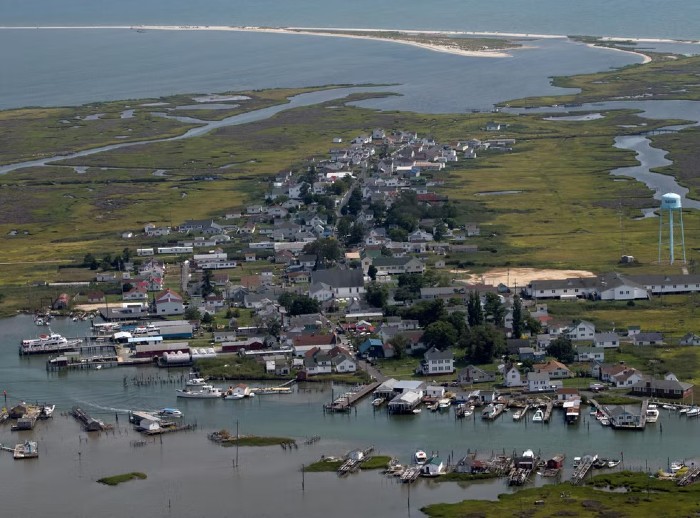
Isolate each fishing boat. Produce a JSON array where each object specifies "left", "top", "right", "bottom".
[
  {"left": 13, "top": 441, "right": 38, "bottom": 460},
  {"left": 252, "top": 386, "right": 292, "bottom": 395},
  {"left": 532, "top": 409, "right": 544, "bottom": 422},
  {"left": 414, "top": 450, "right": 428, "bottom": 465},
  {"left": 158, "top": 408, "right": 183, "bottom": 418},
  {"left": 176, "top": 385, "right": 223, "bottom": 399}
]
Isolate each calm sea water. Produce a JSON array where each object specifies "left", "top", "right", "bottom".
[
  {"left": 1, "top": 314, "right": 700, "bottom": 517},
  {"left": 3, "top": 0, "right": 700, "bottom": 39}
]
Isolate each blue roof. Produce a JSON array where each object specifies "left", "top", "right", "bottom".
[{"left": 359, "top": 338, "right": 383, "bottom": 353}]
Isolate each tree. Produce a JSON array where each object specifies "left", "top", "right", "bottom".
[
  {"left": 387, "top": 334, "right": 410, "bottom": 360},
  {"left": 467, "top": 291, "right": 484, "bottom": 327},
  {"left": 511, "top": 296, "right": 524, "bottom": 338},
  {"left": 201, "top": 312, "right": 214, "bottom": 324},
  {"left": 433, "top": 222, "right": 447, "bottom": 242},
  {"left": 83, "top": 253, "right": 98, "bottom": 270},
  {"left": 346, "top": 188, "right": 363, "bottom": 215},
  {"left": 422, "top": 320, "right": 458, "bottom": 350},
  {"left": 525, "top": 315, "right": 542, "bottom": 335},
  {"left": 446, "top": 311, "right": 468, "bottom": 339},
  {"left": 402, "top": 299, "right": 446, "bottom": 327},
  {"left": 483, "top": 292, "right": 506, "bottom": 327},
  {"left": 184, "top": 307, "right": 201, "bottom": 321},
  {"left": 303, "top": 238, "right": 341, "bottom": 263},
  {"left": 547, "top": 336, "right": 575, "bottom": 364},
  {"left": 265, "top": 317, "right": 282, "bottom": 338},
  {"left": 347, "top": 222, "right": 365, "bottom": 246},
  {"left": 468, "top": 324, "right": 505, "bottom": 364},
  {"left": 367, "top": 265, "right": 377, "bottom": 281},
  {"left": 278, "top": 293, "right": 320, "bottom": 316},
  {"left": 202, "top": 269, "right": 214, "bottom": 297},
  {"left": 365, "top": 282, "right": 388, "bottom": 308}
]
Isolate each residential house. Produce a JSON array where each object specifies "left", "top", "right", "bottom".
[
  {"left": 358, "top": 338, "right": 394, "bottom": 359},
  {"left": 607, "top": 406, "right": 643, "bottom": 428},
  {"left": 527, "top": 372, "right": 551, "bottom": 392},
  {"left": 680, "top": 333, "right": 700, "bottom": 346},
  {"left": 418, "top": 347, "right": 454, "bottom": 375},
  {"left": 308, "top": 269, "right": 365, "bottom": 301},
  {"left": 123, "top": 286, "right": 148, "bottom": 301},
  {"left": 86, "top": 291, "right": 105, "bottom": 303},
  {"left": 594, "top": 332, "right": 620, "bottom": 348},
  {"left": 631, "top": 377, "right": 693, "bottom": 399},
  {"left": 610, "top": 367, "right": 644, "bottom": 388},
  {"left": 556, "top": 388, "right": 580, "bottom": 401},
  {"left": 371, "top": 256, "right": 425, "bottom": 276},
  {"left": 504, "top": 365, "right": 524, "bottom": 387},
  {"left": 533, "top": 360, "right": 573, "bottom": 379},
  {"left": 567, "top": 320, "right": 596, "bottom": 341},
  {"left": 292, "top": 333, "right": 339, "bottom": 356},
  {"left": 575, "top": 346, "right": 605, "bottom": 362},
  {"left": 457, "top": 365, "right": 496, "bottom": 384},
  {"left": 154, "top": 289, "right": 185, "bottom": 315},
  {"left": 633, "top": 332, "right": 664, "bottom": 346}
]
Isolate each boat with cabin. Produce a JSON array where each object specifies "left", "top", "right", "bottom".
[
  {"left": 532, "top": 409, "right": 544, "bottom": 422},
  {"left": 414, "top": 450, "right": 428, "bottom": 465},
  {"left": 686, "top": 407, "right": 699, "bottom": 417},
  {"left": 646, "top": 404, "right": 660, "bottom": 423},
  {"left": 438, "top": 398, "right": 452, "bottom": 410},
  {"left": 13, "top": 441, "right": 38, "bottom": 460},
  {"left": 158, "top": 408, "right": 183, "bottom": 418},
  {"left": 372, "top": 398, "right": 384, "bottom": 407},
  {"left": 19, "top": 330, "right": 81, "bottom": 355},
  {"left": 176, "top": 385, "right": 224, "bottom": 399}
]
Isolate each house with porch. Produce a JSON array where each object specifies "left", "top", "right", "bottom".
[
  {"left": 533, "top": 360, "right": 573, "bottom": 379},
  {"left": 457, "top": 365, "right": 496, "bottom": 384},
  {"left": 630, "top": 377, "right": 693, "bottom": 399},
  {"left": 418, "top": 347, "right": 454, "bottom": 375}
]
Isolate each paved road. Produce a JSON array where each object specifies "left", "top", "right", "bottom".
[{"left": 358, "top": 359, "right": 388, "bottom": 383}]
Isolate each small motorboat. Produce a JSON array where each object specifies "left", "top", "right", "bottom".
[
  {"left": 224, "top": 393, "right": 245, "bottom": 400},
  {"left": 662, "top": 404, "right": 675, "bottom": 410},
  {"left": 679, "top": 407, "right": 689, "bottom": 414},
  {"left": 686, "top": 407, "right": 699, "bottom": 417},
  {"left": 412, "top": 408, "right": 422, "bottom": 414},
  {"left": 572, "top": 457, "right": 582, "bottom": 468},
  {"left": 607, "top": 459, "right": 620, "bottom": 468},
  {"left": 372, "top": 398, "right": 384, "bottom": 407},
  {"left": 438, "top": 398, "right": 452, "bottom": 410},
  {"left": 158, "top": 408, "right": 183, "bottom": 418},
  {"left": 598, "top": 417, "right": 610, "bottom": 426},
  {"left": 40, "top": 405, "right": 55, "bottom": 419},
  {"left": 670, "top": 461, "right": 685, "bottom": 473},
  {"left": 532, "top": 409, "right": 544, "bottom": 422},
  {"left": 414, "top": 450, "right": 428, "bottom": 465}
]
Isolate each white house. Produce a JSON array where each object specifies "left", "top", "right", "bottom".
[
  {"left": 527, "top": 371, "right": 551, "bottom": 392},
  {"left": 425, "top": 385, "right": 446, "bottom": 398},
  {"left": 575, "top": 346, "right": 605, "bottom": 362},
  {"left": 504, "top": 366, "right": 524, "bottom": 387},
  {"left": 419, "top": 347, "right": 454, "bottom": 375},
  {"left": 567, "top": 320, "right": 596, "bottom": 341},
  {"left": 154, "top": 289, "right": 185, "bottom": 315},
  {"left": 332, "top": 354, "right": 357, "bottom": 373},
  {"left": 309, "top": 269, "right": 365, "bottom": 301},
  {"left": 594, "top": 332, "right": 620, "bottom": 348}
]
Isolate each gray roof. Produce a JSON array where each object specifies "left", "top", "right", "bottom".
[
  {"left": 310, "top": 269, "right": 364, "bottom": 289},
  {"left": 529, "top": 277, "right": 597, "bottom": 291},
  {"left": 632, "top": 378, "right": 693, "bottom": 391},
  {"left": 627, "top": 274, "right": 700, "bottom": 286},
  {"left": 424, "top": 346, "right": 454, "bottom": 361},
  {"left": 372, "top": 256, "right": 416, "bottom": 267}
]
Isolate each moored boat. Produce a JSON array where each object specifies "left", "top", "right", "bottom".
[
  {"left": 176, "top": 385, "right": 223, "bottom": 399},
  {"left": 646, "top": 406, "right": 660, "bottom": 423},
  {"left": 532, "top": 409, "right": 544, "bottom": 422},
  {"left": 19, "top": 330, "right": 81, "bottom": 355},
  {"left": 158, "top": 408, "right": 183, "bottom": 418},
  {"left": 372, "top": 398, "right": 384, "bottom": 407},
  {"left": 438, "top": 398, "right": 452, "bottom": 410},
  {"left": 414, "top": 450, "right": 428, "bottom": 465},
  {"left": 686, "top": 407, "right": 699, "bottom": 417}
]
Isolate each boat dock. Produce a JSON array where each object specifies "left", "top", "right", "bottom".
[
  {"left": 543, "top": 401, "right": 554, "bottom": 423},
  {"left": 677, "top": 467, "right": 700, "bottom": 486},
  {"left": 512, "top": 404, "right": 530, "bottom": 421},
  {"left": 324, "top": 382, "right": 380, "bottom": 413},
  {"left": 70, "top": 406, "right": 108, "bottom": 432},
  {"left": 400, "top": 466, "right": 421, "bottom": 483},
  {"left": 570, "top": 455, "right": 596, "bottom": 485}
]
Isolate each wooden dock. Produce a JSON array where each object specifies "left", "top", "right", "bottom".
[
  {"left": 570, "top": 455, "right": 596, "bottom": 485},
  {"left": 512, "top": 404, "right": 530, "bottom": 421},
  {"left": 324, "top": 382, "right": 380, "bottom": 413},
  {"left": 401, "top": 466, "right": 421, "bottom": 483},
  {"left": 677, "top": 467, "right": 700, "bottom": 486},
  {"left": 543, "top": 401, "right": 554, "bottom": 423}
]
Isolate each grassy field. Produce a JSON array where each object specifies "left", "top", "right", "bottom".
[
  {"left": 304, "top": 455, "right": 392, "bottom": 472},
  {"left": 422, "top": 471, "right": 700, "bottom": 517}
]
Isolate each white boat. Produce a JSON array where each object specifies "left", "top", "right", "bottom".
[
  {"left": 532, "top": 409, "right": 544, "bottom": 422},
  {"left": 598, "top": 417, "right": 610, "bottom": 426},
  {"left": 414, "top": 450, "right": 428, "bottom": 465},
  {"left": 686, "top": 407, "right": 699, "bottom": 417},
  {"left": 372, "top": 398, "right": 384, "bottom": 407},
  {"left": 572, "top": 456, "right": 582, "bottom": 468},
  {"left": 224, "top": 393, "right": 245, "bottom": 400},
  {"left": 19, "top": 330, "right": 81, "bottom": 355},
  {"left": 176, "top": 385, "right": 223, "bottom": 399},
  {"left": 463, "top": 406, "right": 473, "bottom": 417},
  {"left": 679, "top": 407, "right": 689, "bottom": 414},
  {"left": 670, "top": 461, "right": 685, "bottom": 473},
  {"left": 438, "top": 398, "right": 451, "bottom": 410},
  {"left": 158, "top": 408, "right": 183, "bottom": 418},
  {"left": 186, "top": 377, "right": 207, "bottom": 388},
  {"left": 41, "top": 404, "right": 55, "bottom": 418},
  {"left": 412, "top": 408, "right": 422, "bottom": 414},
  {"left": 646, "top": 407, "right": 660, "bottom": 423},
  {"left": 512, "top": 409, "right": 523, "bottom": 420},
  {"left": 662, "top": 404, "right": 675, "bottom": 410},
  {"left": 607, "top": 459, "right": 620, "bottom": 468}
]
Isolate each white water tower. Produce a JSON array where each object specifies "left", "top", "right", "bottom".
[{"left": 658, "top": 193, "right": 686, "bottom": 264}]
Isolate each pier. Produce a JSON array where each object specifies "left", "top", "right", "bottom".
[
  {"left": 677, "top": 467, "right": 700, "bottom": 486},
  {"left": 543, "top": 401, "right": 554, "bottom": 423},
  {"left": 570, "top": 455, "right": 596, "bottom": 485},
  {"left": 324, "top": 382, "right": 380, "bottom": 413},
  {"left": 400, "top": 466, "right": 421, "bottom": 483},
  {"left": 70, "top": 406, "right": 108, "bottom": 432},
  {"left": 512, "top": 404, "right": 530, "bottom": 421}
]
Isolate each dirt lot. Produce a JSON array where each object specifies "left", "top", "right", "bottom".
[{"left": 453, "top": 267, "right": 595, "bottom": 288}]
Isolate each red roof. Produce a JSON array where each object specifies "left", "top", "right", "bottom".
[{"left": 293, "top": 334, "right": 337, "bottom": 347}]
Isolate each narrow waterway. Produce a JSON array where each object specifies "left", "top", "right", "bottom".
[{"left": 0, "top": 86, "right": 387, "bottom": 175}]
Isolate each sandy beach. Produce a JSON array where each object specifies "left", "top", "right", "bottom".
[{"left": 453, "top": 267, "right": 595, "bottom": 288}]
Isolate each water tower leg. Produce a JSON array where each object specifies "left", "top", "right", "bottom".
[
  {"left": 680, "top": 208, "right": 687, "bottom": 264},
  {"left": 658, "top": 210, "right": 663, "bottom": 264},
  {"left": 669, "top": 209, "right": 674, "bottom": 264}
]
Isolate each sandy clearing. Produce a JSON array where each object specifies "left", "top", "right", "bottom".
[{"left": 451, "top": 267, "right": 595, "bottom": 287}]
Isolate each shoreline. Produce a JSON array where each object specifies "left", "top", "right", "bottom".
[{"left": 0, "top": 24, "right": 694, "bottom": 62}]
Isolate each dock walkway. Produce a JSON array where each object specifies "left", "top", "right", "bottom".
[
  {"left": 678, "top": 467, "right": 700, "bottom": 486},
  {"left": 324, "top": 382, "right": 380, "bottom": 413},
  {"left": 570, "top": 456, "right": 595, "bottom": 485},
  {"left": 543, "top": 401, "right": 554, "bottom": 423}
]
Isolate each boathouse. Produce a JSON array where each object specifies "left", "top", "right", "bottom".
[{"left": 388, "top": 390, "right": 422, "bottom": 414}]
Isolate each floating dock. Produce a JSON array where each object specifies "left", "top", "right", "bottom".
[
  {"left": 324, "top": 382, "right": 380, "bottom": 413},
  {"left": 401, "top": 466, "right": 421, "bottom": 483}
]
